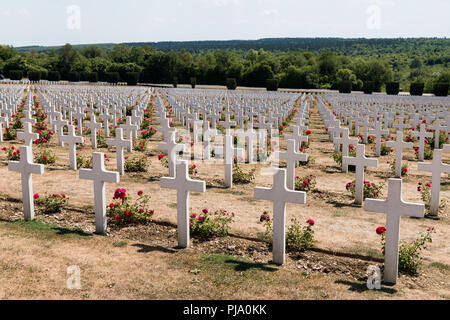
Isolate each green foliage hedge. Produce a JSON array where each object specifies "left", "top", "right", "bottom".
[
  {"left": 339, "top": 80, "right": 352, "bottom": 93},
  {"left": 226, "top": 78, "right": 237, "bottom": 90},
  {"left": 48, "top": 71, "right": 61, "bottom": 82},
  {"left": 433, "top": 83, "right": 449, "bottom": 96},
  {"left": 126, "top": 72, "right": 139, "bottom": 86},
  {"left": 409, "top": 82, "right": 424, "bottom": 96},
  {"left": 266, "top": 79, "right": 278, "bottom": 91},
  {"left": 363, "top": 81, "right": 373, "bottom": 94},
  {"left": 9, "top": 70, "right": 23, "bottom": 80},
  {"left": 386, "top": 82, "right": 400, "bottom": 95}
]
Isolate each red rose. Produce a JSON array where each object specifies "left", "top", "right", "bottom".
[
  {"left": 376, "top": 226, "right": 386, "bottom": 235},
  {"left": 307, "top": 219, "right": 315, "bottom": 226},
  {"left": 138, "top": 190, "right": 143, "bottom": 196}
]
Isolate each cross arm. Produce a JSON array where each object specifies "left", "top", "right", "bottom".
[
  {"left": 400, "top": 201, "right": 425, "bottom": 218},
  {"left": 364, "top": 198, "right": 386, "bottom": 213}
]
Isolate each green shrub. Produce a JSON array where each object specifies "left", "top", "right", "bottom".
[
  {"left": 189, "top": 208, "right": 234, "bottom": 240},
  {"left": 266, "top": 79, "right": 279, "bottom": 91},
  {"left": 47, "top": 71, "right": 61, "bottom": 82},
  {"left": 226, "top": 78, "right": 237, "bottom": 90},
  {"left": 409, "top": 82, "right": 424, "bottom": 96},
  {"left": 133, "top": 140, "right": 147, "bottom": 152},
  {"left": 386, "top": 82, "right": 400, "bottom": 95},
  {"left": 339, "top": 80, "right": 352, "bottom": 94},
  {"left": 9, "top": 70, "right": 23, "bottom": 80},
  {"left": 34, "top": 193, "right": 69, "bottom": 215},
  {"left": 96, "top": 133, "right": 108, "bottom": 148},
  {"left": 232, "top": 164, "right": 256, "bottom": 184},
  {"left": 362, "top": 81, "right": 374, "bottom": 94},
  {"left": 190, "top": 77, "right": 197, "bottom": 89},
  {"left": 76, "top": 153, "right": 93, "bottom": 169},
  {"left": 67, "top": 72, "right": 80, "bottom": 82},
  {"left": 346, "top": 180, "right": 384, "bottom": 199},
  {"left": 433, "top": 83, "right": 449, "bottom": 96},
  {"left": 28, "top": 71, "right": 41, "bottom": 82},
  {"left": 2, "top": 146, "right": 20, "bottom": 160},
  {"left": 106, "top": 72, "right": 120, "bottom": 84},
  {"left": 124, "top": 156, "right": 148, "bottom": 172},
  {"left": 294, "top": 175, "right": 317, "bottom": 192},
  {"left": 35, "top": 149, "right": 56, "bottom": 165},
  {"left": 107, "top": 188, "right": 154, "bottom": 225},
  {"left": 125, "top": 72, "right": 139, "bottom": 86},
  {"left": 377, "top": 226, "right": 435, "bottom": 275},
  {"left": 286, "top": 219, "right": 316, "bottom": 251},
  {"left": 88, "top": 72, "right": 98, "bottom": 83},
  {"left": 3, "top": 127, "right": 17, "bottom": 140}
]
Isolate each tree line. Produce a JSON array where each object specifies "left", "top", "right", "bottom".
[{"left": 0, "top": 39, "right": 449, "bottom": 94}]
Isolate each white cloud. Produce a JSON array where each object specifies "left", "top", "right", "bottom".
[
  {"left": 261, "top": 9, "right": 279, "bottom": 16},
  {"left": 203, "top": 0, "right": 240, "bottom": 7},
  {"left": 350, "top": 0, "right": 395, "bottom": 6}
]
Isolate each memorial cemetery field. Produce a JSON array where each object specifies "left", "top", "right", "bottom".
[{"left": 0, "top": 83, "right": 448, "bottom": 299}]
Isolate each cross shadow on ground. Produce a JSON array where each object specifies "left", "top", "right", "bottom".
[
  {"left": 326, "top": 199, "right": 362, "bottom": 209},
  {"left": 335, "top": 279, "right": 398, "bottom": 294},
  {"left": 132, "top": 243, "right": 177, "bottom": 254},
  {"left": 223, "top": 258, "right": 279, "bottom": 272}
]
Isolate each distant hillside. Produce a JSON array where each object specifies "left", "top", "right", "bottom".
[{"left": 15, "top": 37, "right": 450, "bottom": 55}]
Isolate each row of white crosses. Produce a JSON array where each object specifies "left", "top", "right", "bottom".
[{"left": 8, "top": 146, "right": 120, "bottom": 235}]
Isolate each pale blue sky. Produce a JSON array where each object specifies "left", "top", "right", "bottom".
[{"left": 0, "top": 0, "right": 448, "bottom": 47}]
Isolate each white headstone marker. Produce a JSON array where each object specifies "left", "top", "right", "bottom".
[
  {"left": 417, "top": 149, "right": 450, "bottom": 215},
  {"left": 342, "top": 144, "right": 378, "bottom": 205},
  {"left": 106, "top": 128, "right": 132, "bottom": 176},
  {"left": 8, "top": 146, "right": 44, "bottom": 221},
  {"left": 254, "top": 169, "right": 306, "bottom": 265},
  {"left": 364, "top": 179, "right": 424, "bottom": 284},
  {"left": 160, "top": 160, "right": 206, "bottom": 248},
  {"left": 79, "top": 153, "right": 120, "bottom": 235}
]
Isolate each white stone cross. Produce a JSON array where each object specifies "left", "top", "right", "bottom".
[
  {"left": 60, "top": 125, "right": 85, "bottom": 170},
  {"left": 342, "top": 144, "right": 378, "bottom": 205},
  {"left": 429, "top": 118, "right": 446, "bottom": 150},
  {"left": 334, "top": 128, "right": 358, "bottom": 173},
  {"left": 392, "top": 116, "right": 411, "bottom": 132},
  {"left": 73, "top": 108, "right": 86, "bottom": 135},
  {"left": 17, "top": 122, "right": 39, "bottom": 147},
  {"left": 120, "top": 116, "right": 139, "bottom": 152},
  {"left": 276, "top": 139, "right": 308, "bottom": 190},
  {"left": 364, "top": 179, "right": 424, "bottom": 284},
  {"left": 285, "top": 125, "right": 308, "bottom": 157},
  {"left": 218, "top": 114, "right": 236, "bottom": 134},
  {"left": 359, "top": 116, "right": 372, "bottom": 144},
  {"left": 158, "top": 131, "right": 185, "bottom": 177},
  {"left": 8, "top": 146, "right": 44, "bottom": 221},
  {"left": 369, "top": 121, "right": 389, "bottom": 157},
  {"left": 107, "top": 128, "right": 132, "bottom": 176},
  {"left": 85, "top": 113, "right": 103, "bottom": 149},
  {"left": 418, "top": 149, "right": 450, "bottom": 215},
  {"left": 99, "top": 109, "right": 113, "bottom": 137},
  {"left": 159, "top": 116, "right": 175, "bottom": 142},
  {"left": 243, "top": 122, "right": 258, "bottom": 164},
  {"left": 79, "top": 153, "right": 120, "bottom": 235},
  {"left": 412, "top": 124, "right": 433, "bottom": 161},
  {"left": 254, "top": 169, "right": 306, "bottom": 265},
  {"left": 386, "top": 131, "right": 413, "bottom": 178},
  {"left": 20, "top": 110, "right": 37, "bottom": 125},
  {"left": 215, "top": 134, "right": 245, "bottom": 188},
  {"left": 52, "top": 114, "right": 68, "bottom": 147},
  {"left": 160, "top": 160, "right": 206, "bottom": 248}
]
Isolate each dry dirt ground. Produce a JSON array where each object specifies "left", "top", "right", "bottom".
[{"left": 0, "top": 92, "right": 448, "bottom": 299}]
